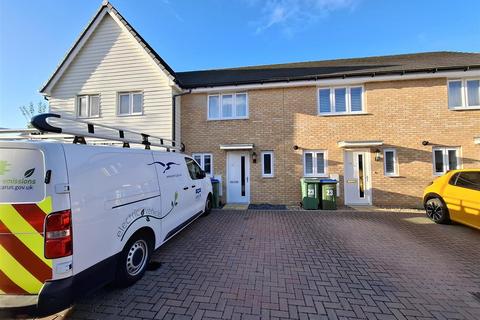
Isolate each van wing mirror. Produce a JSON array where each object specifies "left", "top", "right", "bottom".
[{"left": 200, "top": 170, "right": 206, "bottom": 179}]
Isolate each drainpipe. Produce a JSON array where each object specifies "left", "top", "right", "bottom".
[{"left": 172, "top": 89, "right": 191, "bottom": 142}]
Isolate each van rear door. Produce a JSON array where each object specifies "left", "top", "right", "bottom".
[{"left": 0, "top": 144, "right": 64, "bottom": 296}]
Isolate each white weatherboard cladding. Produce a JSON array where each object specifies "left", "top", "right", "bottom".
[{"left": 48, "top": 13, "right": 174, "bottom": 140}]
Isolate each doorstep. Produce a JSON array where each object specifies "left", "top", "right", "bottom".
[
  {"left": 222, "top": 204, "right": 249, "bottom": 210},
  {"left": 347, "top": 205, "right": 378, "bottom": 211}
]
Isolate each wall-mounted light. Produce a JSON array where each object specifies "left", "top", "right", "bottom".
[
  {"left": 374, "top": 149, "right": 382, "bottom": 161},
  {"left": 293, "top": 145, "right": 299, "bottom": 150},
  {"left": 422, "top": 140, "right": 429, "bottom": 146},
  {"left": 252, "top": 151, "right": 257, "bottom": 163}
]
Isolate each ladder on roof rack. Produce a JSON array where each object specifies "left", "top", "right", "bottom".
[{"left": 1, "top": 113, "right": 185, "bottom": 152}]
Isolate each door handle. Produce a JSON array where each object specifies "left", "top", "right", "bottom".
[
  {"left": 183, "top": 187, "right": 189, "bottom": 190},
  {"left": 192, "top": 185, "right": 196, "bottom": 188}
]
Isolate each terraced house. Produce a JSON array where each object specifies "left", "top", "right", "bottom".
[{"left": 41, "top": 1, "right": 480, "bottom": 208}]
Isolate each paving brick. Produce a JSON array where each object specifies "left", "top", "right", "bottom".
[{"left": 57, "top": 210, "right": 480, "bottom": 320}]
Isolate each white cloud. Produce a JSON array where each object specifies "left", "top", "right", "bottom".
[{"left": 249, "top": 0, "right": 361, "bottom": 36}]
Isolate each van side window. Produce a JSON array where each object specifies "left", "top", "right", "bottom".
[
  {"left": 185, "top": 157, "right": 203, "bottom": 180},
  {"left": 452, "top": 172, "right": 480, "bottom": 191}
]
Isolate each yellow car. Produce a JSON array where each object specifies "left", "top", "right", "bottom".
[{"left": 423, "top": 169, "right": 480, "bottom": 230}]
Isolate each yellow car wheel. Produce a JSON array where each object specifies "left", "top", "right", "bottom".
[{"left": 425, "top": 198, "right": 450, "bottom": 224}]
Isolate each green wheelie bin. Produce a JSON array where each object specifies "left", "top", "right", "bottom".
[
  {"left": 300, "top": 178, "right": 321, "bottom": 209},
  {"left": 210, "top": 178, "right": 220, "bottom": 208},
  {"left": 319, "top": 179, "right": 337, "bottom": 210}
]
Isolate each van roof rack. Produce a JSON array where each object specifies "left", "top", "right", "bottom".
[{"left": 0, "top": 113, "right": 185, "bottom": 152}]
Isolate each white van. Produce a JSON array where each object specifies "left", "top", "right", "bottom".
[{"left": 0, "top": 114, "right": 213, "bottom": 315}]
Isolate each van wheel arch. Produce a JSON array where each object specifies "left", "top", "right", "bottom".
[
  {"left": 114, "top": 227, "right": 155, "bottom": 287},
  {"left": 132, "top": 227, "right": 156, "bottom": 249}
]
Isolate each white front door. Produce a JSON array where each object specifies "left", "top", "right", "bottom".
[
  {"left": 227, "top": 151, "right": 250, "bottom": 203},
  {"left": 344, "top": 150, "right": 372, "bottom": 205}
]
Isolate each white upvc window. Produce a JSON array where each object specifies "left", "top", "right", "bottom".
[
  {"left": 448, "top": 79, "right": 480, "bottom": 109},
  {"left": 77, "top": 94, "right": 100, "bottom": 118},
  {"left": 208, "top": 93, "right": 248, "bottom": 120},
  {"left": 318, "top": 85, "right": 364, "bottom": 115},
  {"left": 192, "top": 153, "right": 213, "bottom": 176},
  {"left": 432, "top": 147, "right": 461, "bottom": 175},
  {"left": 303, "top": 150, "right": 328, "bottom": 177},
  {"left": 261, "top": 151, "right": 274, "bottom": 178},
  {"left": 118, "top": 92, "right": 143, "bottom": 116},
  {"left": 383, "top": 149, "right": 399, "bottom": 177}
]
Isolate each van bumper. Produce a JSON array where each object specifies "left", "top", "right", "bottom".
[
  {"left": 0, "top": 277, "right": 74, "bottom": 317},
  {"left": 37, "top": 276, "right": 75, "bottom": 315},
  {"left": 1, "top": 253, "right": 118, "bottom": 317}
]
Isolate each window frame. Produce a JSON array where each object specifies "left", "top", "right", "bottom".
[
  {"left": 191, "top": 153, "right": 213, "bottom": 177},
  {"left": 76, "top": 94, "right": 100, "bottom": 118},
  {"left": 317, "top": 85, "right": 365, "bottom": 116},
  {"left": 117, "top": 91, "right": 144, "bottom": 116},
  {"left": 432, "top": 147, "right": 462, "bottom": 176},
  {"left": 261, "top": 151, "right": 274, "bottom": 178},
  {"left": 383, "top": 148, "right": 399, "bottom": 177},
  {"left": 447, "top": 78, "right": 480, "bottom": 110},
  {"left": 207, "top": 93, "right": 249, "bottom": 120},
  {"left": 303, "top": 150, "right": 328, "bottom": 177}
]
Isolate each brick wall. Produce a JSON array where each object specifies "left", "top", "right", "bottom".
[{"left": 181, "top": 78, "right": 480, "bottom": 208}]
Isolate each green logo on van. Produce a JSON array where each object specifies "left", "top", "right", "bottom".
[
  {"left": 24, "top": 168, "right": 35, "bottom": 178},
  {"left": 0, "top": 161, "right": 10, "bottom": 176}
]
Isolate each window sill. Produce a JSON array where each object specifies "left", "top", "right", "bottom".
[
  {"left": 449, "top": 106, "right": 480, "bottom": 111},
  {"left": 207, "top": 117, "right": 249, "bottom": 121},
  {"left": 117, "top": 113, "right": 144, "bottom": 117},
  {"left": 318, "top": 112, "right": 371, "bottom": 117},
  {"left": 384, "top": 174, "right": 400, "bottom": 178},
  {"left": 262, "top": 175, "right": 275, "bottom": 179},
  {"left": 76, "top": 116, "right": 101, "bottom": 119},
  {"left": 303, "top": 175, "right": 329, "bottom": 178}
]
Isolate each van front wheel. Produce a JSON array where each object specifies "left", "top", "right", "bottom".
[
  {"left": 204, "top": 194, "right": 212, "bottom": 216},
  {"left": 115, "top": 234, "right": 152, "bottom": 287}
]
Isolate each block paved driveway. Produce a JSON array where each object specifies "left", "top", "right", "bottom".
[{"left": 68, "top": 210, "right": 480, "bottom": 320}]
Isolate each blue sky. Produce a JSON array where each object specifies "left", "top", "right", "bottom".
[{"left": 1, "top": 0, "right": 479, "bottom": 128}]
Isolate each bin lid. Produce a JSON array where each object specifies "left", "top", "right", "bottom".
[
  {"left": 210, "top": 178, "right": 219, "bottom": 183},
  {"left": 319, "top": 179, "right": 337, "bottom": 183},
  {"left": 302, "top": 177, "right": 321, "bottom": 183}
]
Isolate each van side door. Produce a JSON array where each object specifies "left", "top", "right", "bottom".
[
  {"left": 184, "top": 157, "right": 206, "bottom": 214},
  {"left": 152, "top": 154, "right": 193, "bottom": 242}
]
